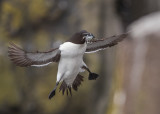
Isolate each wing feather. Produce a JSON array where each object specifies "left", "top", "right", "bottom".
[
  {"left": 8, "top": 43, "right": 61, "bottom": 67},
  {"left": 85, "top": 33, "right": 128, "bottom": 53}
]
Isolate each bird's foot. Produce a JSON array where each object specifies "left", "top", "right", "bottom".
[
  {"left": 48, "top": 88, "right": 56, "bottom": 99},
  {"left": 48, "top": 82, "right": 59, "bottom": 99},
  {"left": 88, "top": 73, "right": 99, "bottom": 80}
]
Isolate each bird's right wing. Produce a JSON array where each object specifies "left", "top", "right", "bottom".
[
  {"left": 85, "top": 33, "right": 128, "bottom": 53},
  {"left": 8, "top": 43, "right": 61, "bottom": 67}
]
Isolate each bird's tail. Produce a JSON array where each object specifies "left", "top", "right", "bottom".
[{"left": 59, "top": 74, "right": 84, "bottom": 96}]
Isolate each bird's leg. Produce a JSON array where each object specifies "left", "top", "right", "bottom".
[
  {"left": 48, "top": 82, "right": 59, "bottom": 99},
  {"left": 82, "top": 66, "right": 99, "bottom": 80},
  {"left": 49, "top": 73, "right": 64, "bottom": 99}
]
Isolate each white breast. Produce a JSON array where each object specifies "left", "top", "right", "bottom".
[
  {"left": 59, "top": 42, "right": 86, "bottom": 57},
  {"left": 57, "top": 42, "right": 87, "bottom": 85}
]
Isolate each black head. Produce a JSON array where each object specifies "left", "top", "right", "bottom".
[{"left": 68, "top": 30, "right": 95, "bottom": 44}]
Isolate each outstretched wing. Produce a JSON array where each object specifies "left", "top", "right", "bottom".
[
  {"left": 85, "top": 33, "right": 128, "bottom": 53},
  {"left": 8, "top": 43, "right": 61, "bottom": 67}
]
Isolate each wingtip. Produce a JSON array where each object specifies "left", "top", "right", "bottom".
[
  {"left": 122, "top": 32, "right": 130, "bottom": 38},
  {"left": 118, "top": 32, "right": 129, "bottom": 39},
  {"left": 114, "top": 32, "right": 129, "bottom": 43},
  {"left": 8, "top": 42, "right": 29, "bottom": 67},
  {"left": 8, "top": 42, "right": 14, "bottom": 49}
]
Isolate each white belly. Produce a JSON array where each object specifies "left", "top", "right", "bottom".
[{"left": 56, "top": 42, "right": 86, "bottom": 85}]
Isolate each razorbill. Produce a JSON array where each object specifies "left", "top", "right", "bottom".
[{"left": 8, "top": 30, "right": 127, "bottom": 99}]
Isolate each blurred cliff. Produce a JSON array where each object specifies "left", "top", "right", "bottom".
[{"left": 0, "top": 0, "right": 160, "bottom": 114}]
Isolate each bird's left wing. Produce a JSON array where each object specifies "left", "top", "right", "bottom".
[
  {"left": 85, "top": 33, "right": 128, "bottom": 53},
  {"left": 8, "top": 43, "right": 61, "bottom": 67}
]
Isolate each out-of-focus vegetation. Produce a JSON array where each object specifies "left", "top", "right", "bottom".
[{"left": 0, "top": 0, "right": 160, "bottom": 114}]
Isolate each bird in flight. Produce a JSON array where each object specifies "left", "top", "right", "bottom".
[{"left": 8, "top": 30, "right": 127, "bottom": 99}]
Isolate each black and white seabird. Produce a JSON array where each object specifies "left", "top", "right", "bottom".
[{"left": 8, "top": 30, "right": 127, "bottom": 99}]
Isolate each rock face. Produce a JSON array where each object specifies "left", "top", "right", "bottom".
[{"left": 114, "top": 13, "right": 160, "bottom": 114}]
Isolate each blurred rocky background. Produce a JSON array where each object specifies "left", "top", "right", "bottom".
[{"left": 0, "top": 0, "right": 160, "bottom": 114}]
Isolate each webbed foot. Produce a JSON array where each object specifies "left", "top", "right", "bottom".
[
  {"left": 49, "top": 88, "right": 56, "bottom": 99},
  {"left": 48, "top": 82, "right": 59, "bottom": 99},
  {"left": 88, "top": 73, "right": 99, "bottom": 80}
]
